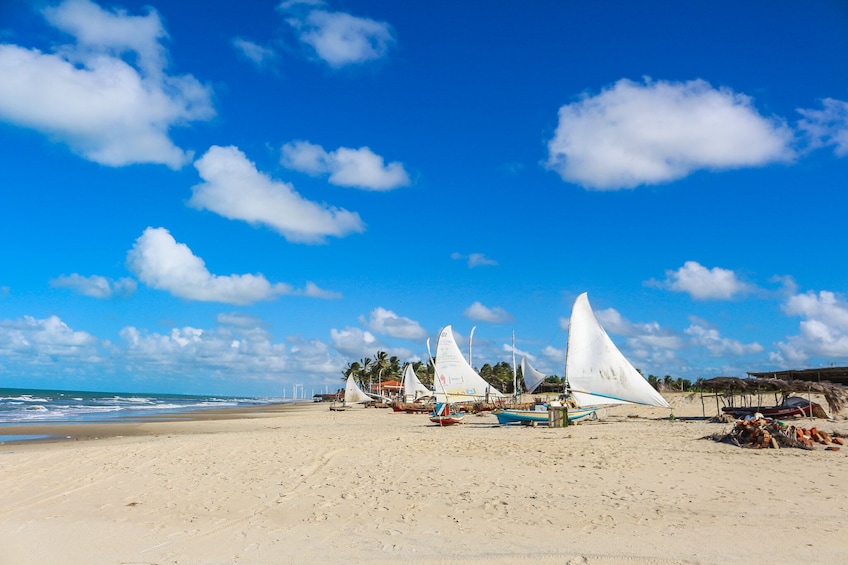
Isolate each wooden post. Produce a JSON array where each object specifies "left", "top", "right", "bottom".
[{"left": 549, "top": 406, "right": 568, "bottom": 427}]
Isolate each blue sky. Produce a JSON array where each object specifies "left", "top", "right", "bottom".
[{"left": 1, "top": 0, "right": 847, "bottom": 397}]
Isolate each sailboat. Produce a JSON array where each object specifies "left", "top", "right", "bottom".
[
  {"left": 432, "top": 325, "right": 505, "bottom": 403},
  {"left": 494, "top": 292, "right": 668, "bottom": 425},
  {"left": 566, "top": 293, "right": 670, "bottom": 409},
  {"left": 522, "top": 355, "right": 547, "bottom": 395},
  {"left": 330, "top": 374, "right": 373, "bottom": 410},
  {"left": 402, "top": 363, "right": 431, "bottom": 402},
  {"left": 494, "top": 356, "right": 599, "bottom": 425},
  {"left": 429, "top": 348, "right": 465, "bottom": 426},
  {"left": 429, "top": 400, "right": 465, "bottom": 426},
  {"left": 392, "top": 364, "right": 433, "bottom": 413}
]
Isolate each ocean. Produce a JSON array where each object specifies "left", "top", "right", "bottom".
[{"left": 0, "top": 387, "right": 283, "bottom": 426}]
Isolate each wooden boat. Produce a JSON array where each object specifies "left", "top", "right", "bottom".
[
  {"left": 721, "top": 396, "right": 823, "bottom": 419},
  {"left": 429, "top": 402, "right": 464, "bottom": 426},
  {"left": 391, "top": 401, "right": 432, "bottom": 413},
  {"left": 493, "top": 405, "right": 597, "bottom": 425},
  {"left": 432, "top": 326, "right": 505, "bottom": 403}
]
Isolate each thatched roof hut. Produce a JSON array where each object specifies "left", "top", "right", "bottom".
[
  {"left": 748, "top": 367, "right": 848, "bottom": 386},
  {"left": 701, "top": 376, "right": 845, "bottom": 415}
]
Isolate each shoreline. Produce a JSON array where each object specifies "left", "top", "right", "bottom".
[{"left": 0, "top": 401, "right": 314, "bottom": 445}]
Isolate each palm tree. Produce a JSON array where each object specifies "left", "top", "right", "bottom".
[
  {"left": 373, "top": 351, "right": 390, "bottom": 381},
  {"left": 343, "top": 361, "right": 361, "bottom": 381}
]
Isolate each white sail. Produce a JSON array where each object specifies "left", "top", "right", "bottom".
[
  {"left": 566, "top": 293, "right": 670, "bottom": 408},
  {"left": 402, "top": 364, "right": 430, "bottom": 401},
  {"left": 520, "top": 356, "right": 547, "bottom": 394},
  {"left": 434, "top": 326, "right": 505, "bottom": 403},
  {"left": 344, "top": 374, "right": 372, "bottom": 404}
]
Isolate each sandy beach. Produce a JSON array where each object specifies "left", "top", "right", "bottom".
[{"left": 2, "top": 394, "right": 847, "bottom": 565}]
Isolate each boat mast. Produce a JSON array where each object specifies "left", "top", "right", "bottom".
[
  {"left": 512, "top": 330, "right": 518, "bottom": 401},
  {"left": 468, "top": 325, "right": 476, "bottom": 366}
]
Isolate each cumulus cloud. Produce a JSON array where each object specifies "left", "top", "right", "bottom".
[
  {"left": 119, "top": 324, "right": 291, "bottom": 373},
  {"left": 0, "top": 315, "right": 99, "bottom": 359},
  {"left": 563, "top": 305, "right": 682, "bottom": 370},
  {"left": 546, "top": 78, "right": 794, "bottom": 189},
  {"left": 654, "top": 261, "right": 752, "bottom": 300},
  {"left": 281, "top": 140, "right": 410, "bottom": 190},
  {"left": 361, "top": 307, "right": 427, "bottom": 340},
  {"left": 595, "top": 307, "right": 686, "bottom": 352},
  {"left": 0, "top": 0, "right": 214, "bottom": 168},
  {"left": 297, "top": 281, "right": 342, "bottom": 299},
  {"left": 685, "top": 320, "right": 763, "bottom": 357},
  {"left": 463, "top": 302, "right": 514, "bottom": 324},
  {"left": 450, "top": 252, "right": 498, "bottom": 268},
  {"left": 797, "top": 98, "right": 848, "bottom": 157},
  {"left": 50, "top": 273, "right": 137, "bottom": 298},
  {"left": 190, "top": 145, "right": 365, "bottom": 244},
  {"left": 0, "top": 310, "right": 349, "bottom": 387},
  {"left": 282, "top": 4, "right": 395, "bottom": 68},
  {"left": 126, "top": 226, "right": 295, "bottom": 305},
  {"left": 774, "top": 290, "right": 848, "bottom": 363},
  {"left": 330, "top": 326, "right": 378, "bottom": 357},
  {"left": 232, "top": 38, "right": 277, "bottom": 68}
]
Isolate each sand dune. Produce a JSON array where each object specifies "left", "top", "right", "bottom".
[{"left": 1, "top": 395, "right": 847, "bottom": 564}]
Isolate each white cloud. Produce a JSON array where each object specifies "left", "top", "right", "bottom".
[
  {"left": 797, "top": 98, "right": 848, "bottom": 157},
  {"left": 0, "top": 0, "right": 214, "bottom": 168},
  {"left": 232, "top": 38, "right": 277, "bottom": 68},
  {"left": 284, "top": 7, "right": 394, "bottom": 68},
  {"left": 685, "top": 321, "right": 763, "bottom": 357},
  {"left": 0, "top": 315, "right": 99, "bottom": 359},
  {"left": 451, "top": 252, "right": 498, "bottom": 268},
  {"left": 541, "top": 345, "right": 565, "bottom": 364},
  {"left": 217, "top": 312, "right": 266, "bottom": 328},
  {"left": 774, "top": 290, "right": 848, "bottom": 363},
  {"left": 330, "top": 326, "right": 378, "bottom": 357},
  {"left": 361, "top": 307, "right": 427, "bottom": 340},
  {"left": 191, "top": 145, "right": 365, "bottom": 244},
  {"left": 546, "top": 78, "right": 794, "bottom": 189},
  {"left": 0, "top": 311, "right": 350, "bottom": 387},
  {"left": 126, "top": 227, "right": 293, "bottom": 305},
  {"left": 595, "top": 307, "right": 686, "bottom": 351},
  {"left": 281, "top": 140, "right": 410, "bottom": 190},
  {"left": 50, "top": 273, "right": 137, "bottom": 298},
  {"left": 119, "top": 324, "right": 293, "bottom": 376},
  {"left": 654, "top": 261, "right": 751, "bottom": 300},
  {"left": 463, "top": 301, "right": 514, "bottom": 324},
  {"left": 297, "top": 281, "right": 342, "bottom": 299}
]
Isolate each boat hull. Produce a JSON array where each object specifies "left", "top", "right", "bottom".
[
  {"left": 429, "top": 415, "right": 464, "bottom": 426},
  {"left": 392, "top": 402, "right": 432, "bottom": 413},
  {"left": 722, "top": 396, "right": 823, "bottom": 419},
  {"left": 494, "top": 407, "right": 597, "bottom": 425}
]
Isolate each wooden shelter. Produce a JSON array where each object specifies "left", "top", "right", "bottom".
[
  {"left": 747, "top": 367, "right": 848, "bottom": 387},
  {"left": 700, "top": 376, "right": 845, "bottom": 417}
]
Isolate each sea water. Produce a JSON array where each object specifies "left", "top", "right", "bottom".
[{"left": 0, "top": 387, "right": 282, "bottom": 425}]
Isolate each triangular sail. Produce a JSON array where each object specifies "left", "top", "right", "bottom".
[
  {"left": 402, "top": 364, "right": 430, "bottom": 401},
  {"left": 521, "top": 356, "right": 547, "bottom": 394},
  {"left": 344, "top": 374, "right": 372, "bottom": 404},
  {"left": 434, "top": 326, "right": 505, "bottom": 403},
  {"left": 566, "top": 293, "right": 670, "bottom": 408}
]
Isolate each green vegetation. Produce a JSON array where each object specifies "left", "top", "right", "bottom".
[{"left": 342, "top": 351, "right": 697, "bottom": 394}]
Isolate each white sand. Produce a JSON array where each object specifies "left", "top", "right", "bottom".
[{"left": 1, "top": 394, "right": 847, "bottom": 564}]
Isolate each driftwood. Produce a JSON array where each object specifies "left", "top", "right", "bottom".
[{"left": 707, "top": 417, "right": 845, "bottom": 450}]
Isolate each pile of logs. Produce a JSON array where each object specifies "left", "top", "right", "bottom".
[{"left": 711, "top": 417, "right": 845, "bottom": 450}]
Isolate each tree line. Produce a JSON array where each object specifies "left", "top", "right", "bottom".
[{"left": 343, "top": 350, "right": 697, "bottom": 394}]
